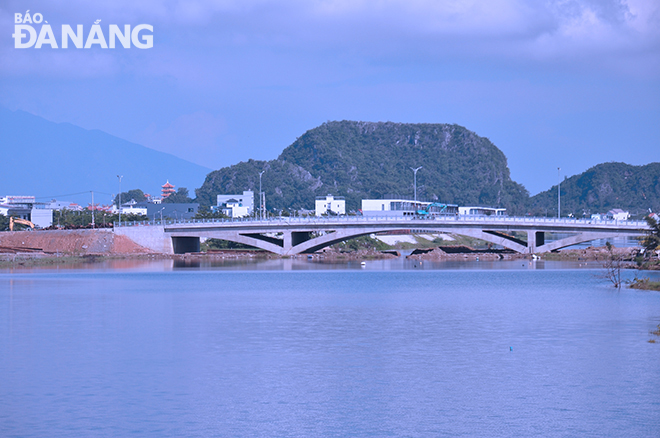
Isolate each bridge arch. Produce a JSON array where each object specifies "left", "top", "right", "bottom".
[
  {"left": 115, "top": 217, "right": 648, "bottom": 256},
  {"left": 535, "top": 232, "right": 636, "bottom": 253},
  {"left": 194, "top": 227, "right": 532, "bottom": 255}
]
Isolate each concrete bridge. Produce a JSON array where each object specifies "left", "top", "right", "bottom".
[{"left": 113, "top": 216, "right": 649, "bottom": 255}]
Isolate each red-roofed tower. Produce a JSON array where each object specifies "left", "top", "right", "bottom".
[{"left": 162, "top": 180, "right": 175, "bottom": 198}]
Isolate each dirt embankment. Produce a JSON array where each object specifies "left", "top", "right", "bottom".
[
  {"left": 0, "top": 229, "right": 152, "bottom": 256},
  {"left": 309, "top": 247, "right": 400, "bottom": 260},
  {"left": 406, "top": 246, "right": 521, "bottom": 261}
]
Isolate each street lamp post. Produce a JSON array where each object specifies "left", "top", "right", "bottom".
[
  {"left": 117, "top": 175, "right": 123, "bottom": 224},
  {"left": 557, "top": 167, "right": 561, "bottom": 219},
  {"left": 410, "top": 166, "right": 422, "bottom": 202},
  {"left": 259, "top": 170, "right": 266, "bottom": 220}
]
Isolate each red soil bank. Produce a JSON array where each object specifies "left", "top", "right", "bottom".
[{"left": 0, "top": 229, "right": 152, "bottom": 255}]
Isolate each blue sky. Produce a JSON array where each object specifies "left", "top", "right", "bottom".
[{"left": 1, "top": 0, "right": 658, "bottom": 195}]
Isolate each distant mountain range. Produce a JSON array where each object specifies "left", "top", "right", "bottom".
[
  {"left": 195, "top": 121, "right": 658, "bottom": 217},
  {"left": 0, "top": 108, "right": 210, "bottom": 206},
  {"left": 2, "top": 110, "right": 657, "bottom": 217}
]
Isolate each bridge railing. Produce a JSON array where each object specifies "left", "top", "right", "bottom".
[{"left": 113, "top": 215, "right": 649, "bottom": 228}]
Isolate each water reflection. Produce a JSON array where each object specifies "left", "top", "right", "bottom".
[{"left": 0, "top": 254, "right": 624, "bottom": 273}]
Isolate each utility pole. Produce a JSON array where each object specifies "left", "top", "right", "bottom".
[
  {"left": 557, "top": 167, "right": 561, "bottom": 219},
  {"left": 91, "top": 191, "right": 95, "bottom": 228},
  {"left": 262, "top": 192, "right": 266, "bottom": 220},
  {"left": 410, "top": 166, "right": 422, "bottom": 202},
  {"left": 117, "top": 175, "right": 123, "bottom": 224}
]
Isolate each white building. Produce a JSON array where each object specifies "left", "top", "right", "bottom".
[
  {"left": 607, "top": 209, "right": 630, "bottom": 221},
  {"left": 221, "top": 199, "right": 251, "bottom": 218},
  {"left": 0, "top": 195, "right": 35, "bottom": 205},
  {"left": 111, "top": 199, "right": 147, "bottom": 216},
  {"left": 315, "top": 195, "right": 346, "bottom": 216},
  {"left": 217, "top": 191, "right": 254, "bottom": 216},
  {"left": 0, "top": 200, "right": 53, "bottom": 228},
  {"left": 0, "top": 195, "right": 53, "bottom": 228},
  {"left": 30, "top": 207, "right": 53, "bottom": 228},
  {"left": 44, "top": 200, "right": 83, "bottom": 211},
  {"left": 361, "top": 199, "right": 458, "bottom": 217},
  {"left": 458, "top": 206, "right": 507, "bottom": 216}
]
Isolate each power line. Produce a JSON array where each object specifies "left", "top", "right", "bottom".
[{"left": 34, "top": 190, "right": 114, "bottom": 201}]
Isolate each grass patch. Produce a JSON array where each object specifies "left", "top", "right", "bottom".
[
  {"left": 649, "top": 324, "right": 660, "bottom": 344},
  {"left": 331, "top": 235, "right": 392, "bottom": 251},
  {"left": 638, "top": 260, "right": 660, "bottom": 270},
  {"left": 629, "top": 278, "right": 660, "bottom": 291},
  {"left": 201, "top": 238, "right": 260, "bottom": 251},
  {"left": 374, "top": 233, "right": 493, "bottom": 250}
]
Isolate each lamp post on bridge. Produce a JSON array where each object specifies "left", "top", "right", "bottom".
[
  {"left": 259, "top": 170, "right": 266, "bottom": 220},
  {"left": 410, "top": 166, "right": 422, "bottom": 203},
  {"left": 117, "top": 175, "right": 123, "bottom": 224}
]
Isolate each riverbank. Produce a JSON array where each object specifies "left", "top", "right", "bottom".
[
  {"left": 1, "top": 229, "right": 656, "bottom": 269},
  {"left": 406, "top": 246, "right": 522, "bottom": 261},
  {"left": 0, "top": 229, "right": 152, "bottom": 256},
  {"left": 630, "top": 278, "right": 660, "bottom": 291}
]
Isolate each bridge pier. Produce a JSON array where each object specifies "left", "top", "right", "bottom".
[
  {"left": 526, "top": 230, "right": 545, "bottom": 254},
  {"left": 282, "top": 231, "right": 313, "bottom": 253}
]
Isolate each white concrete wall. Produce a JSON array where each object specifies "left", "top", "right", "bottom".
[
  {"left": 361, "top": 199, "right": 391, "bottom": 212},
  {"left": 114, "top": 225, "right": 173, "bottom": 254},
  {"left": 315, "top": 196, "right": 345, "bottom": 216},
  {"left": 31, "top": 208, "right": 53, "bottom": 228},
  {"left": 217, "top": 191, "right": 254, "bottom": 214},
  {"left": 224, "top": 205, "right": 250, "bottom": 218}
]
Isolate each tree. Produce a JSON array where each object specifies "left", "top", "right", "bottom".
[
  {"left": 641, "top": 215, "right": 660, "bottom": 256},
  {"left": 52, "top": 209, "right": 147, "bottom": 229},
  {"left": 601, "top": 242, "right": 623, "bottom": 289},
  {"left": 193, "top": 206, "right": 228, "bottom": 220},
  {"left": 0, "top": 213, "right": 9, "bottom": 231},
  {"left": 162, "top": 188, "right": 193, "bottom": 204},
  {"left": 114, "top": 189, "right": 147, "bottom": 206}
]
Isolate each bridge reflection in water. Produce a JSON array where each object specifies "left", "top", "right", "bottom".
[{"left": 114, "top": 216, "right": 649, "bottom": 255}]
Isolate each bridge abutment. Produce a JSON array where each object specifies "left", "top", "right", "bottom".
[{"left": 114, "top": 225, "right": 173, "bottom": 254}]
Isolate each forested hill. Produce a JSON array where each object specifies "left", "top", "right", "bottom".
[
  {"left": 528, "top": 162, "right": 660, "bottom": 217},
  {"left": 195, "top": 121, "right": 529, "bottom": 213}
]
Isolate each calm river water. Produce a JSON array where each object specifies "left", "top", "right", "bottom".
[{"left": 1, "top": 258, "right": 659, "bottom": 437}]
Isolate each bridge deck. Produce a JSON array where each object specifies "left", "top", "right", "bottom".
[
  {"left": 114, "top": 216, "right": 649, "bottom": 256},
  {"left": 116, "top": 216, "right": 648, "bottom": 232}
]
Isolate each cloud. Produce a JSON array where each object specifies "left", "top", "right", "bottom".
[{"left": 1, "top": 0, "right": 658, "bottom": 81}]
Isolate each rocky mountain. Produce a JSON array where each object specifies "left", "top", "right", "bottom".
[
  {"left": 528, "top": 162, "right": 660, "bottom": 217},
  {"left": 196, "top": 121, "right": 529, "bottom": 213}
]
